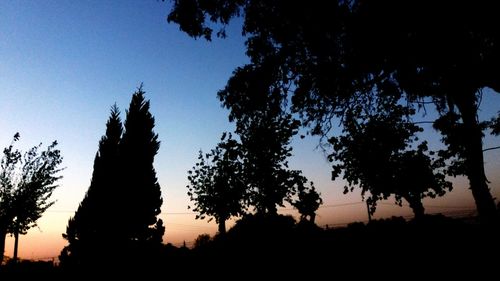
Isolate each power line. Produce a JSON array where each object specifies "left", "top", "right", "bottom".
[
  {"left": 483, "top": 145, "right": 500, "bottom": 152},
  {"left": 320, "top": 202, "right": 364, "bottom": 208},
  {"left": 378, "top": 202, "right": 474, "bottom": 209},
  {"left": 167, "top": 222, "right": 215, "bottom": 230}
]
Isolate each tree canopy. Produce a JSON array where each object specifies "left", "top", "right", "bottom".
[
  {"left": 0, "top": 133, "right": 63, "bottom": 262},
  {"left": 187, "top": 132, "right": 246, "bottom": 234},
  {"left": 329, "top": 95, "right": 451, "bottom": 218},
  {"left": 167, "top": 0, "right": 499, "bottom": 222},
  {"left": 291, "top": 181, "right": 322, "bottom": 224}
]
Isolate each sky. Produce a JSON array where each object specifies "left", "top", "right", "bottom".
[{"left": 1, "top": 1, "right": 499, "bottom": 261}]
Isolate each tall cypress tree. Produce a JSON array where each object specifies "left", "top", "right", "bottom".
[
  {"left": 61, "top": 87, "right": 164, "bottom": 269},
  {"left": 119, "top": 85, "right": 163, "bottom": 244},
  {"left": 61, "top": 105, "right": 123, "bottom": 266}
]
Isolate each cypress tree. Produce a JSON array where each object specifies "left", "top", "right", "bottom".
[
  {"left": 61, "top": 87, "right": 164, "bottom": 269},
  {"left": 119, "top": 85, "right": 163, "bottom": 245},
  {"left": 61, "top": 105, "right": 123, "bottom": 267}
]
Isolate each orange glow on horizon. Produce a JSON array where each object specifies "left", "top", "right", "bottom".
[{"left": 6, "top": 181, "right": 484, "bottom": 261}]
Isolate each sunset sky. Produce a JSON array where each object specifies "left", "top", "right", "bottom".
[{"left": 1, "top": 1, "right": 499, "bottom": 260}]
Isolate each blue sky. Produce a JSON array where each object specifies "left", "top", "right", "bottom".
[{"left": 1, "top": 1, "right": 499, "bottom": 259}]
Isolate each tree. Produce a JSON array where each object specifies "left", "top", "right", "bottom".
[
  {"left": 167, "top": 0, "right": 499, "bottom": 222},
  {"left": 61, "top": 105, "right": 122, "bottom": 266},
  {"left": 346, "top": 0, "right": 500, "bottom": 223},
  {"left": 0, "top": 133, "right": 62, "bottom": 262},
  {"left": 214, "top": 59, "right": 313, "bottom": 216},
  {"left": 329, "top": 96, "right": 452, "bottom": 219},
  {"left": 291, "top": 180, "right": 322, "bottom": 224},
  {"left": 193, "top": 233, "right": 211, "bottom": 249},
  {"left": 187, "top": 133, "right": 246, "bottom": 234},
  {"left": 61, "top": 86, "right": 164, "bottom": 269},
  {"left": 119, "top": 85, "right": 164, "bottom": 245},
  {"left": 232, "top": 87, "right": 311, "bottom": 216},
  {"left": 238, "top": 111, "right": 301, "bottom": 216}
]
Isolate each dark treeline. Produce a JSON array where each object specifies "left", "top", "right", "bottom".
[{"left": 2, "top": 215, "right": 499, "bottom": 277}]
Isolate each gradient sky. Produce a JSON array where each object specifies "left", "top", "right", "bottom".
[{"left": 1, "top": 1, "right": 499, "bottom": 260}]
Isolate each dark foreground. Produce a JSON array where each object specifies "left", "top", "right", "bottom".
[{"left": 1, "top": 214, "right": 499, "bottom": 278}]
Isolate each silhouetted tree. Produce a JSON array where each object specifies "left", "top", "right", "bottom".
[
  {"left": 187, "top": 133, "right": 246, "bottom": 234},
  {"left": 61, "top": 105, "right": 122, "bottom": 266},
  {"left": 347, "top": 1, "right": 500, "bottom": 222},
  {"left": 119, "top": 85, "right": 164, "bottom": 246},
  {"left": 193, "top": 233, "right": 211, "bottom": 249},
  {"left": 0, "top": 133, "right": 62, "bottom": 262},
  {"left": 167, "top": 0, "right": 499, "bottom": 222},
  {"left": 330, "top": 96, "right": 451, "bottom": 218},
  {"left": 432, "top": 112, "right": 483, "bottom": 181},
  {"left": 61, "top": 87, "right": 164, "bottom": 269},
  {"left": 291, "top": 180, "right": 322, "bottom": 223},
  {"left": 238, "top": 114, "right": 300, "bottom": 215},
  {"left": 234, "top": 90, "right": 311, "bottom": 216}
]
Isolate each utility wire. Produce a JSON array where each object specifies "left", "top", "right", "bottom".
[
  {"left": 483, "top": 145, "right": 500, "bottom": 152},
  {"left": 378, "top": 202, "right": 474, "bottom": 209},
  {"left": 320, "top": 202, "right": 365, "bottom": 208}
]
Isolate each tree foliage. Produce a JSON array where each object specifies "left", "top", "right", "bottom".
[
  {"left": 61, "top": 86, "right": 164, "bottom": 268},
  {"left": 291, "top": 181, "right": 322, "bottom": 223},
  {"left": 0, "top": 133, "right": 63, "bottom": 261},
  {"left": 229, "top": 78, "right": 320, "bottom": 217},
  {"left": 488, "top": 112, "right": 500, "bottom": 136},
  {"left": 187, "top": 132, "right": 246, "bottom": 234},
  {"left": 209, "top": 44, "right": 315, "bottom": 217},
  {"left": 238, "top": 108, "right": 302, "bottom": 215},
  {"left": 329, "top": 96, "right": 451, "bottom": 218},
  {"left": 61, "top": 105, "right": 122, "bottom": 266},
  {"left": 167, "top": 0, "right": 499, "bottom": 222},
  {"left": 119, "top": 85, "right": 164, "bottom": 243}
]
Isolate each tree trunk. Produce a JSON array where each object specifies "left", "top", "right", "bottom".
[
  {"left": 310, "top": 213, "right": 316, "bottom": 224},
  {"left": 13, "top": 226, "right": 19, "bottom": 263},
  {"left": 455, "top": 93, "right": 498, "bottom": 224},
  {"left": 218, "top": 220, "right": 226, "bottom": 235},
  {"left": 0, "top": 227, "right": 6, "bottom": 265},
  {"left": 267, "top": 204, "right": 278, "bottom": 217},
  {"left": 405, "top": 196, "right": 425, "bottom": 220}
]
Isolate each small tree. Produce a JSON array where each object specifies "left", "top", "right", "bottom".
[
  {"left": 0, "top": 133, "right": 62, "bottom": 262},
  {"left": 187, "top": 133, "right": 246, "bottom": 234},
  {"left": 193, "top": 233, "right": 211, "bottom": 249},
  {"left": 291, "top": 179, "right": 322, "bottom": 224}
]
